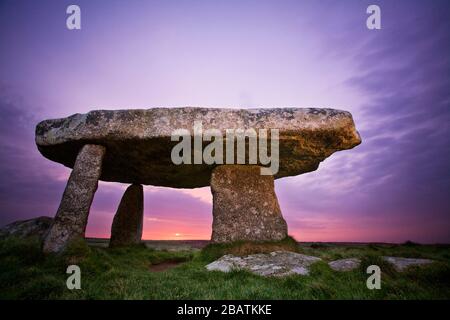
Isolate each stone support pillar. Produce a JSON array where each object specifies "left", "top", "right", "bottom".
[
  {"left": 109, "top": 184, "right": 144, "bottom": 247},
  {"left": 211, "top": 165, "right": 288, "bottom": 242},
  {"left": 43, "top": 144, "right": 106, "bottom": 253}
]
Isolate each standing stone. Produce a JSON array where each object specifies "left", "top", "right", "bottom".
[
  {"left": 109, "top": 184, "right": 144, "bottom": 247},
  {"left": 42, "top": 144, "right": 106, "bottom": 253},
  {"left": 211, "top": 165, "right": 288, "bottom": 242}
]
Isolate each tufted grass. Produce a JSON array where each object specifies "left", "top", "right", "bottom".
[{"left": 0, "top": 236, "right": 449, "bottom": 300}]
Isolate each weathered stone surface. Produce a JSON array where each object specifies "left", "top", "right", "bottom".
[
  {"left": 36, "top": 107, "right": 361, "bottom": 188},
  {"left": 110, "top": 184, "right": 144, "bottom": 247},
  {"left": 328, "top": 258, "right": 361, "bottom": 271},
  {"left": 42, "top": 144, "right": 106, "bottom": 253},
  {"left": 206, "top": 251, "right": 321, "bottom": 276},
  {"left": 0, "top": 216, "right": 53, "bottom": 240},
  {"left": 211, "top": 165, "right": 287, "bottom": 242},
  {"left": 383, "top": 256, "right": 434, "bottom": 272}
]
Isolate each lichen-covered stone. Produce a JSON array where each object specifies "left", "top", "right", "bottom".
[
  {"left": 109, "top": 184, "right": 144, "bottom": 247},
  {"left": 42, "top": 144, "right": 106, "bottom": 253},
  {"left": 328, "top": 258, "right": 361, "bottom": 271},
  {"left": 211, "top": 165, "right": 287, "bottom": 242},
  {"left": 206, "top": 251, "right": 322, "bottom": 276},
  {"left": 0, "top": 216, "right": 53, "bottom": 240},
  {"left": 383, "top": 256, "right": 434, "bottom": 271},
  {"left": 35, "top": 107, "right": 361, "bottom": 188}
]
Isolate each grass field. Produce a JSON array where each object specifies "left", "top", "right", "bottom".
[{"left": 1, "top": 236, "right": 449, "bottom": 300}]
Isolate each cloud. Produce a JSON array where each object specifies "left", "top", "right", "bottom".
[
  {"left": 0, "top": 84, "right": 69, "bottom": 224},
  {"left": 276, "top": 0, "right": 450, "bottom": 243}
]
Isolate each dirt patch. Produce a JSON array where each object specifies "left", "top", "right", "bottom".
[{"left": 149, "top": 260, "right": 184, "bottom": 272}]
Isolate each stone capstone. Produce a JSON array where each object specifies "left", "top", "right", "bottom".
[
  {"left": 109, "top": 184, "right": 144, "bottom": 247},
  {"left": 210, "top": 165, "right": 287, "bottom": 242},
  {"left": 205, "top": 251, "right": 322, "bottom": 276},
  {"left": 35, "top": 107, "right": 361, "bottom": 188}
]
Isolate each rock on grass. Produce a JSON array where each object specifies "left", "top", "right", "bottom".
[
  {"left": 328, "top": 258, "right": 361, "bottom": 271},
  {"left": 206, "top": 251, "right": 321, "bottom": 277},
  {"left": 383, "top": 256, "right": 434, "bottom": 272}
]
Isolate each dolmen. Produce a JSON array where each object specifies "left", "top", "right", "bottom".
[{"left": 35, "top": 107, "right": 361, "bottom": 253}]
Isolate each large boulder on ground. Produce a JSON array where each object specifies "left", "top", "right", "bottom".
[
  {"left": 206, "top": 251, "right": 322, "bottom": 276},
  {"left": 35, "top": 107, "right": 361, "bottom": 188},
  {"left": 0, "top": 216, "right": 53, "bottom": 239}
]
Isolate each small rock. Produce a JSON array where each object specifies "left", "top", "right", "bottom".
[
  {"left": 383, "top": 256, "right": 434, "bottom": 271},
  {"left": 205, "top": 251, "right": 321, "bottom": 277},
  {"left": 328, "top": 258, "right": 361, "bottom": 271},
  {"left": 0, "top": 216, "right": 53, "bottom": 239}
]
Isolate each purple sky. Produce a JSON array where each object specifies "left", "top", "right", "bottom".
[{"left": 0, "top": 0, "right": 449, "bottom": 243}]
